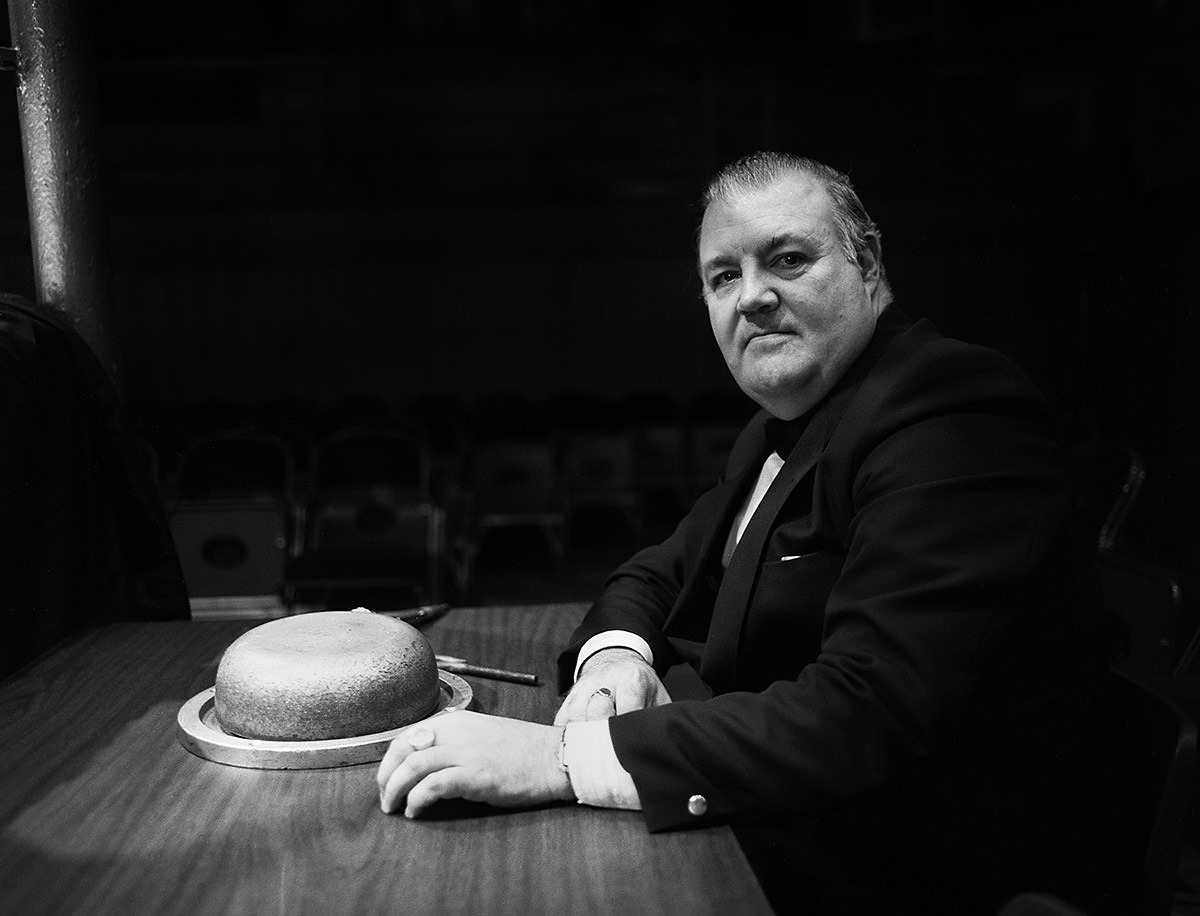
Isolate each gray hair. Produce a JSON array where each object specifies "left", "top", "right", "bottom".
[{"left": 700, "top": 151, "right": 888, "bottom": 288}]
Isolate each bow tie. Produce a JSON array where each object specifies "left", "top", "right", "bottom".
[{"left": 763, "top": 415, "right": 811, "bottom": 459}]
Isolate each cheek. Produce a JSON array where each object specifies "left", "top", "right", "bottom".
[
  {"left": 814, "top": 299, "right": 876, "bottom": 368},
  {"left": 706, "top": 300, "right": 736, "bottom": 348},
  {"left": 798, "top": 280, "right": 870, "bottom": 337}
]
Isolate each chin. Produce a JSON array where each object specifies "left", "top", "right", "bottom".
[
  {"left": 739, "top": 386, "right": 806, "bottom": 420},
  {"left": 737, "top": 372, "right": 820, "bottom": 420}
]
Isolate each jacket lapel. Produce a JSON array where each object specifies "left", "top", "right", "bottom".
[
  {"left": 661, "top": 455, "right": 764, "bottom": 640},
  {"left": 699, "top": 410, "right": 829, "bottom": 691}
]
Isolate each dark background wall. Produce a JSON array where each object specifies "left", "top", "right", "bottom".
[{"left": 1, "top": 0, "right": 1196, "bottom": 571}]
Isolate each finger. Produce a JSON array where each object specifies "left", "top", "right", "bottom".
[
  {"left": 377, "top": 741, "right": 414, "bottom": 794},
  {"left": 376, "top": 723, "right": 437, "bottom": 792},
  {"left": 554, "top": 680, "right": 598, "bottom": 725},
  {"left": 613, "top": 683, "right": 646, "bottom": 715},
  {"left": 379, "top": 747, "right": 455, "bottom": 814},
  {"left": 618, "top": 672, "right": 667, "bottom": 713},
  {"left": 404, "top": 766, "right": 469, "bottom": 819},
  {"left": 407, "top": 725, "right": 436, "bottom": 749},
  {"left": 554, "top": 691, "right": 589, "bottom": 726},
  {"left": 583, "top": 687, "right": 617, "bottom": 722}
]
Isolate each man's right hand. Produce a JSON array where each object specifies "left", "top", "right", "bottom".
[{"left": 554, "top": 647, "right": 671, "bottom": 725}]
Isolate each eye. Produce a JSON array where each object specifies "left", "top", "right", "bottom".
[
  {"left": 774, "top": 252, "right": 808, "bottom": 270},
  {"left": 710, "top": 269, "right": 740, "bottom": 290}
]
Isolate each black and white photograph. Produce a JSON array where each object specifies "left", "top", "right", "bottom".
[{"left": 1, "top": 2, "right": 1197, "bottom": 914}]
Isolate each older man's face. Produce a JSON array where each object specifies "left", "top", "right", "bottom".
[{"left": 698, "top": 171, "right": 883, "bottom": 420}]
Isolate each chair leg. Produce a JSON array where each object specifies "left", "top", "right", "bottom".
[
  {"left": 542, "top": 521, "right": 567, "bottom": 563},
  {"left": 450, "top": 535, "right": 476, "bottom": 599}
]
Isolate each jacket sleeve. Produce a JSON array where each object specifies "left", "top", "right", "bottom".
[
  {"left": 555, "top": 486, "right": 731, "bottom": 691},
  {"left": 608, "top": 342, "right": 1093, "bottom": 831},
  {"left": 555, "top": 420, "right": 767, "bottom": 692}
]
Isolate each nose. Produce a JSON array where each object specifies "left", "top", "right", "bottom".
[{"left": 736, "top": 268, "right": 779, "bottom": 315}]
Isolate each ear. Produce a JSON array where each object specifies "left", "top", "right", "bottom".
[
  {"left": 857, "top": 233, "right": 882, "bottom": 285},
  {"left": 857, "top": 233, "right": 885, "bottom": 305}
]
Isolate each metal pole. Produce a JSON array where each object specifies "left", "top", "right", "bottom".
[{"left": 6, "top": 0, "right": 119, "bottom": 383}]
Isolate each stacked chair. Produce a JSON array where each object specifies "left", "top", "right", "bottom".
[
  {"left": 623, "top": 389, "right": 691, "bottom": 511},
  {"left": 286, "top": 424, "right": 445, "bottom": 609},
  {"left": 166, "top": 430, "right": 297, "bottom": 617},
  {"left": 549, "top": 392, "right": 645, "bottom": 543},
  {"left": 400, "top": 393, "right": 472, "bottom": 508},
  {"left": 452, "top": 395, "right": 568, "bottom": 596}
]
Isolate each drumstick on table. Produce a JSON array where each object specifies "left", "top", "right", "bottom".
[{"left": 434, "top": 656, "right": 540, "bottom": 686}]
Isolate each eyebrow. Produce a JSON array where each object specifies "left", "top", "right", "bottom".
[
  {"left": 700, "top": 230, "right": 822, "bottom": 275},
  {"left": 768, "top": 230, "right": 823, "bottom": 252},
  {"left": 699, "top": 252, "right": 734, "bottom": 275}
]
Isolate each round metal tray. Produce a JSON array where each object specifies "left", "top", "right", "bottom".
[{"left": 176, "top": 672, "right": 472, "bottom": 770}]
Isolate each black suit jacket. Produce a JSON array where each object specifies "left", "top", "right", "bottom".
[{"left": 559, "top": 307, "right": 1116, "bottom": 912}]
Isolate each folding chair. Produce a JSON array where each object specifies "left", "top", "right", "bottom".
[
  {"left": 455, "top": 438, "right": 568, "bottom": 595},
  {"left": 167, "top": 430, "right": 297, "bottom": 616},
  {"left": 288, "top": 426, "right": 445, "bottom": 607}
]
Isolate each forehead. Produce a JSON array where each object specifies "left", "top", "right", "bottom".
[{"left": 699, "top": 171, "right": 837, "bottom": 264}]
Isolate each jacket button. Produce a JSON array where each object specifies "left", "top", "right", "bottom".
[{"left": 687, "top": 794, "right": 708, "bottom": 816}]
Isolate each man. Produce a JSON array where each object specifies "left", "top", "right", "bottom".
[{"left": 378, "top": 153, "right": 1120, "bottom": 914}]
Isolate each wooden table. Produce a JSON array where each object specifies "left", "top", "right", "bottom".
[{"left": 0, "top": 604, "right": 773, "bottom": 916}]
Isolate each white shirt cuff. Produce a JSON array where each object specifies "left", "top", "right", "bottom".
[
  {"left": 573, "top": 630, "right": 654, "bottom": 681},
  {"left": 563, "top": 720, "right": 641, "bottom": 810}
]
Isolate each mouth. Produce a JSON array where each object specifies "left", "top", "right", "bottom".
[{"left": 744, "top": 330, "right": 793, "bottom": 347}]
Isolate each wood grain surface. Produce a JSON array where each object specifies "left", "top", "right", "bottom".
[{"left": 0, "top": 605, "right": 772, "bottom": 916}]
